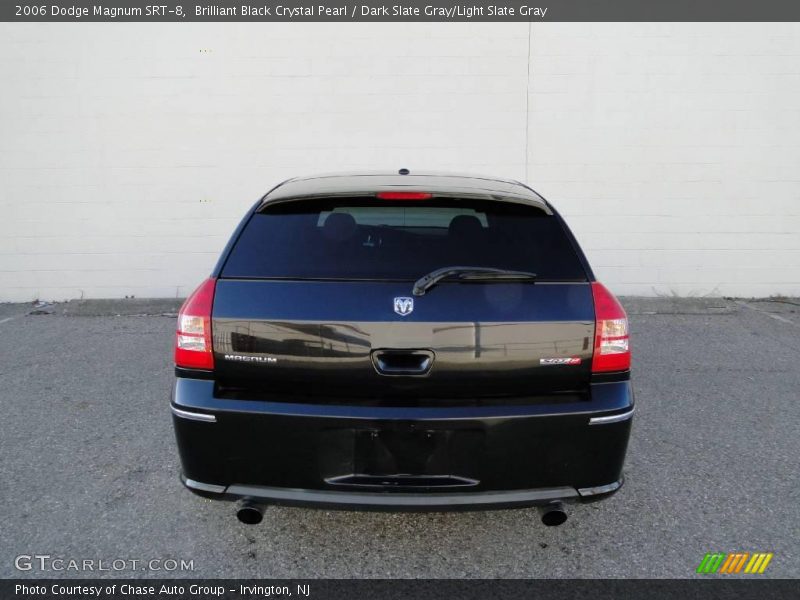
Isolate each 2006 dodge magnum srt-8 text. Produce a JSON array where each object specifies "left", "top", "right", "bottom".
[{"left": 171, "top": 171, "right": 634, "bottom": 526}]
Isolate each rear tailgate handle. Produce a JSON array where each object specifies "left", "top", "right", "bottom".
[{"left": 371, "top": 350, "right": 434, "bottom": 376}]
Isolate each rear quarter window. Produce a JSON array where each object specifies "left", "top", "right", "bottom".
[{"left": 221, "top": 198, "right": 587, "bottom": 281}]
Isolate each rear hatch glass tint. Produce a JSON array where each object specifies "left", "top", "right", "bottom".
[{"left": 221, "top": 199, "right": 587, "bottom": 281}]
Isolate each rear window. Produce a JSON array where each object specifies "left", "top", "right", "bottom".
[{"left": 221, "top": 199, "right": 587, "bottom": 281}]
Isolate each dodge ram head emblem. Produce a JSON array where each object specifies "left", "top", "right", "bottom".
[{"left": 394, "top": 297, "right": 414, "bottom": 316}]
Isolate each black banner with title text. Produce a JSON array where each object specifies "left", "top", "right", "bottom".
[
  {"left": 4, "top": 0, "right": 800, "bottom": 22},
  {"left": 3, "top": 579, "right": 799, "bottom": 600}
]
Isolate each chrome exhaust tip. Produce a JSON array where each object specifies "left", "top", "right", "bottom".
[
  {"left": 538, "top": 501, "right": 567, "bottom": 527},
  {"left": 236, "top": 500, "right": 265, "bottom": 525}
]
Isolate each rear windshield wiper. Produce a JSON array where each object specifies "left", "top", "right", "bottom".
[{"left": 412, "top": 266, "right": 538, "bottom": 296}]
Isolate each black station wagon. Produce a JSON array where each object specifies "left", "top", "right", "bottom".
[{"left": 171, "top": 171, "right": 633, "bottom": 526}]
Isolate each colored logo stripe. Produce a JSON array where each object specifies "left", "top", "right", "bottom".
[
  {"left": 697, "top": 553, "right": 725, "bottom": 573},
  {"left": 744, "top": 553, "right": 773, "bottom": 574},
  {"left": 719, "top": 553, "right": 749, "bottom": 573},
  {"left": 697, "top": 552, "right": 773, "bottom": 574}
]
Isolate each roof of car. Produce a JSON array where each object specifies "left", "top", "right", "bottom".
[{"left": 260, "top": 171, "right": 552, "bottom": 214}]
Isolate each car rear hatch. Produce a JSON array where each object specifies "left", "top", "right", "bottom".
[{"left": 212, "top": 194, "right": 595, "bottom": 403}]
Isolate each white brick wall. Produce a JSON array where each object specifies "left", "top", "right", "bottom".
[
  {"left": 1, "top": 23, "right": 799, "bottom": 301},
  {"left": 528, "top": 23, "right": 800, "bottom": 297}
]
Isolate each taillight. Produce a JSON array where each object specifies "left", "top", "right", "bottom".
[
  {"left": 376, "top": 191, "right": 432, "bottom": 200},
  {"left": 591, "top": 282, "right": 631, "bottom": 372},
  {"left": 175, "top": 277, "right": 216, "bottom": 370}
]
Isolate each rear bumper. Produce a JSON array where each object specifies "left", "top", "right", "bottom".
[
  {"left": 181, "top": 474, "right": 623, "bottom": 511},
  {"left": 171, "top": 377, "right": 633, "bottom": 510}
]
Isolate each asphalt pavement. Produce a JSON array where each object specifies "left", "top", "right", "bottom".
[{"left": 0, "top": 296, "right": 798, "bottom": 578}]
